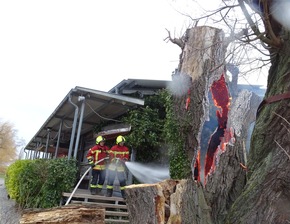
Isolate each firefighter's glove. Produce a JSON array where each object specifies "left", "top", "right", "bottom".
[
  {"left": 88, "top": 159, "right": 95, "bottom": 167},
  {"left": 121, "top": 158, "right": 128, "bottom": 164}
]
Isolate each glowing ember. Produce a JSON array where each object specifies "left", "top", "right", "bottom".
[
  {"left": 193, "top": 149, "right": 201, "bottom": 182},
  {"left": 204, "top": 74, "right": 231, "bottom": 183}
]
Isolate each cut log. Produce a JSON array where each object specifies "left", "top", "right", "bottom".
[
  {"left": 20, "top": 204, "right": 105, "bottom": 224},
  {"left": 125, "top": 183, "right": 166, "bottom": 224},
  {"left": 125, "top": 179, "right": 212, "bottom": 224},
  {"left": 167, "top": 179, "right": 212, "bottom": 224}
]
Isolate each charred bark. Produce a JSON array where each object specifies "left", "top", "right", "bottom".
[
  {"left": 169, "top": 26, "right": 227, "bottom": 179},
  {"left": 205, "top": 90, "right": 261, "bottom": 223}
]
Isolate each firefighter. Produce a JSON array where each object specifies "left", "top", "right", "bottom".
[
  {"left": 106, "top": 135, "right": 129, "bottom": 198},
  {"left": 86, "top": 135, "right": 109, "bottom": 195}
]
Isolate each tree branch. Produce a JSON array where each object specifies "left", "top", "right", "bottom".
[
  {"left": 238, "top": 0, "right": 280, "bottom": 47},
  {"left": 164, "top": 29, "right": 185, "bottom": 49},
  {"left": 275, "top": 140, "right": 290, "bottom": 160}
]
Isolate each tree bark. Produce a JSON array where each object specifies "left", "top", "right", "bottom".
[
  {"left": 125, "top": 179, "right": 212, "bottom": 224},
  {"left": 205, "top": 90, "right": 261, "bottom": 223},
  {"left": 169, "top": 26, "right": 227, "bottom": 178},
  {"left": 125, "top": 182, "right": 166, "bottom": 224},
  {"left": 20, "top": 204, "right": 105, "bottom": 224},
  {"left": 226, "top": 40, "right": 290, "bottom": 223}
]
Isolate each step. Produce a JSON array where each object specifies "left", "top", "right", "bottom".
[
  {"left": 71, "top": 200, "right": 127, "bottom": 209},
  {"left": 105, "top": 219, "right": 129, "bottom": 223},
  {"left": 105, "top": 211, "right": 129, "bottom": 217},
  {"left": 62, "top": 192, "right": 125, "bottom": 203}
]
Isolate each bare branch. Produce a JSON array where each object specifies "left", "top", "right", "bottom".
[
  {"left": 273, "top": 112, "right": 290, "bottom": 127},
  {"left": 164, "top": 29, "right": 185, "bottom": 49},
  {"left": 262, "top": 0, "right": 282, "bottom": 46},
  {"left": 237, "top": 0, "right": 280, "bottom": 47},
  {"left": 275, "top": 140, "right": 290, "bottom": 160}
]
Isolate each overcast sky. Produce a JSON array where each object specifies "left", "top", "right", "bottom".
[{"left": 0, "top": 0, "right": 267, "bottom": 147}]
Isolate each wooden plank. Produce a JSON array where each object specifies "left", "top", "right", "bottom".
[
  {"left": 105, "top": 219, "right": 129, "bottom": 223},
  {"left": 105, "top": 211, "right": 129, "bottom": 217},
  {"left": 62, "top": 192, "right": 125, "bottom": 203}
]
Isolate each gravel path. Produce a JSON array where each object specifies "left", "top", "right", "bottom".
[{"left": 0, "top": 178, "right": 22, "bottom": 224}]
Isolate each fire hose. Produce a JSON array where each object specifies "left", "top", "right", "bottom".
[{"left": 65, "top": 157, "right": 109, "bottom": 205}]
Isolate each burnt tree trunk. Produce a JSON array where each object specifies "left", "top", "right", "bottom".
[
  {"left": 167, "top": 25, "right": 264, "bottom": 223},
  {"left": 226, "top": 33, "right": 290, "bottom": 224},
  {"left": 169, "top": 26, "right": 226, "bottom": 179},
  {"left": 204, "top": 90, "right": 261, "bottom": 223},
  {"left": 124, "top": 26, "right": 266, "bottom": 224}
]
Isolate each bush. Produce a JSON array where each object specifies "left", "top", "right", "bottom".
[
  {"left": 5, "top": 159, "right": 30, "bottom": 199},
  {"left": 6, "top": 158, "right": 78, "bottom": 209}
]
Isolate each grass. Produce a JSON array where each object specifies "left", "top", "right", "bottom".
[{"left": 0, "top": 173, "right": 5, "bottom": 178}]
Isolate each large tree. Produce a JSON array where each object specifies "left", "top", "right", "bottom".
[
  {"left": 227, "top": 1, "right": 290, "bottom": 223},
  {"left": 169, "top": 0, "right": 290, "bottom": 223},
  {"left": 0, "top": 120, "right": 19, "bottom": 172}
]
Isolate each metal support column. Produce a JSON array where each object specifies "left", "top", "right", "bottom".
[
  {"left": 45, "top": 128, "right": 51, "bottom": 159},
  {"left": 73, "top": 96, "right": 85, "bottom": 159},
  {"left": 68, "top": 95, "right": 79, "bottom": 159},
  {"left": 54, "top": 120, "right": 63, "bottom": 159}
]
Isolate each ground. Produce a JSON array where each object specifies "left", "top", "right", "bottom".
[{"left": 0, "top": 177, "right": 22, "bottom": 224}]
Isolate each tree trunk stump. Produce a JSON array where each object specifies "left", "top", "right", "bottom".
[
  {"left": 125, "top": 179, "right": 212, "bottom": 224},
  {"left": 169, "top": 25, "right": 227, "bottom": 179},
  {"left": 20, "top": 204, "right": 105, "bottom": 224}
]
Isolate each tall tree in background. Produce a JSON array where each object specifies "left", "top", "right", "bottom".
[{"left": 0, "top": 120, "right": 18, "bottom": 173}]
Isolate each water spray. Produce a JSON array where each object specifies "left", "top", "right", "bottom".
[{"left": 125, "top": 161, "right": 169, "bottom": 184}]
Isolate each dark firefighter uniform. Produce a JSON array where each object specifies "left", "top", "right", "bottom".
[
  {"left": 106, "top": 135, "right": 129, "bottom": 198},
  {"left": 86, "top": 136, "right": 109, "bottom": 195}
]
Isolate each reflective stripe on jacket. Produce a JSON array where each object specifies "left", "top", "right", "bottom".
[
  {"left": 86, "top": 144, "right": 109, "bottom": 170},
  {"left": 108, "top": 144, "right": 129, "bottom": 172}
]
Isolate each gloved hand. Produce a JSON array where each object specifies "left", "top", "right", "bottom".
[
  {"left": 119, "top": 158, "right": 127, "bottom": 165},
  {"left": 88, "top": 159, "right": 95, "bottom": 167}
]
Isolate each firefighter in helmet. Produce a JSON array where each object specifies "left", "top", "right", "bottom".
[
  {"left": 86, "top": 135, "right": 109, "bottom": 195},
  {"left": 106, "top": 135, "right": 130, "bottom": 198}
]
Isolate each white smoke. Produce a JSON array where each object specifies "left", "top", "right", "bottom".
[
  {"left": 168, "top": 73, "right": 192, "bottom": 96},
  {"left": 271, "top": 1, "right": 290, "bottom": 30}
]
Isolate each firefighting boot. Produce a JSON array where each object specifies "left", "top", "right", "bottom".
[
  {"left": 106, "top": 189, "right": 113, "bottom": 197},
  {"left": 96, "top": 188, "right": 103, "bottom": 196},
  {"left": 90, "top": 188, "right": 97, "bottom": 195},
  {"left": 121, "top": 190, "right": 126, "bottom": 199}
]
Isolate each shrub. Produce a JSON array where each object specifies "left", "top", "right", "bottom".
[
  {"left": 5, "top": 159, "right": 30, "bottom": 199},
  {"left": 6, "top": 158, "right": 77, "bottom": 209}
]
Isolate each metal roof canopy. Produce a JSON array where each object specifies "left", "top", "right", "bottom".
[
  {"left": 24, "top": 86, "right": 144, "bottom": 157},
  {"left": 108, "top": 78, "right": 171, "bottom": 96}
]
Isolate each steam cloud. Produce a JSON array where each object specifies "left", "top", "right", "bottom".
[
  {"left": 271, "top": 1, "right": 290, "bottom": 30},
  {"left": 125, "top": 162, "right": 169, "bottom": 184}
]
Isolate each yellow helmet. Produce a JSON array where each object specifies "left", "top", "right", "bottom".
[
  {"left": 116, "top": 135, "right": 126, "bottom": 144},
  {"left": 96, "top": 136, "right": 105, "bottom": 144}
]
